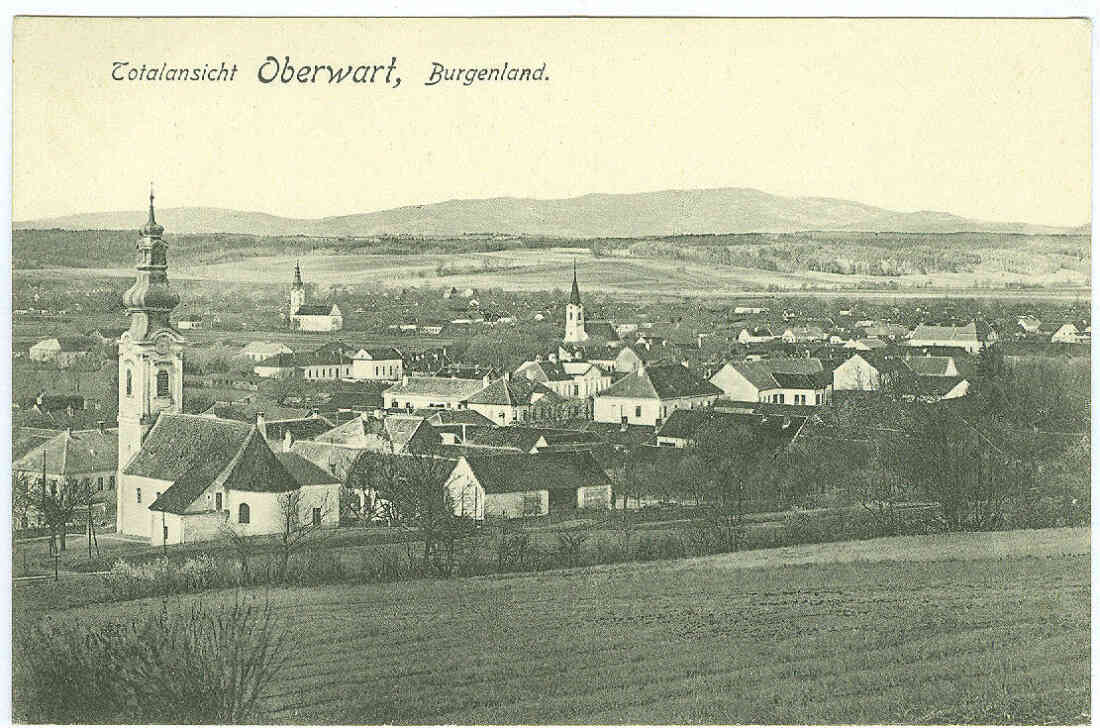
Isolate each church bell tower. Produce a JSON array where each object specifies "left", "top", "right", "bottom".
[
  {"left": 563, "top": 260, "right": 588, "bottom": 343},
  {"left": 289, "top": 260, "right": 306, "bottom": 318},
  {"left": 117, "top": 186, "right": 185, "bottom": 532}
]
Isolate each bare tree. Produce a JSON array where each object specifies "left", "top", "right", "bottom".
[
  {"left": 273, "top": 488, "right": 338, "bottom": 581},
  {"left": 345, "top": 451, "right": 474, "bottom": 576},
  {"left": 38, "top": 476, "right": 92, "bottom": 552}
]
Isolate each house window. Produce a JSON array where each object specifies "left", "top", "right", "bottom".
[
  {"left": 238, "top": 503, "right": 250, "bottom": 524},
  {"left": 312, "top": 507, "right": 321, "bottom": 526},
  {"left": 125, "top": 369, "right": 132, "bottom": 396},
  {"left": 635, "top": 406, "right": 642, "bottom": 418},
  {"left": 215, "top": 492, "right": 222, "bottom": 511},
  {"left": 156, "top": 370, "right": 170, "bottom": 398},
  {"left": 163, "top": 525, "right": 168, "bottom": 543},
  {"left": 136, "top": 488, "right": 141, "bottom": 504},
  {"left": 97, "top": 477, "right": 103, "bottom": 491},
  {"left": 109, "top": 475, "right": 115, "bottom": 489},
  {"left": 778, "top": 393, "right": 785, "bottom": 404}
]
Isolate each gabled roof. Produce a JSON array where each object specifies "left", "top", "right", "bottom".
[
  {"left": 13, "top": 428, "right": 118, "bottom": 475},
  {"left": 288, "top": 440, "right": 362, "bottom": 480},
  {"left": 416, "top": 409, "right": 496, "bottom": 426},
  {"left": 905, "top": 356, "right": 956, "bottom": 377},
  {"left": 354, "top": 347, "right": 403, "bottom": 360},
  {"left": 384, "top": 376, "right": 486, "bottom": 400},
  {"left": 465, "top": 426, "right": 549, "bottom": 452},
  {"left": 910, "top": 323, "right": 979, "bottom": 342},
  {"left": 294, "top": 304, "right": 340, "bottom": 316},
  {"left": 264, "top": 415, "right": 335, "bottom": 442},
  {"left": 140, "top": 415, "right": 301, "bottom": 515},
  {"left": 467, "top": 377, "right": 563, "bottom": 407},
  {"left": 601, "top": 363, "right": 721, "bottom": 400},
  {"left": 242, "top": 341, "right": 292, "bottom": 355},
  {"left": 914, "top": 375, "right": 968, "bottom": 398},
  {"left": 255, "top": 353, "right": 298, "bottom": 368},
  {"left": 771, "top": 371, "right": 830, "bottom": 390},
  {"left": 462, "top": 451, "right": 610, "bottom": 494},
  {"left": 274, "top": 452, "right": 341, "bottom": 486}
]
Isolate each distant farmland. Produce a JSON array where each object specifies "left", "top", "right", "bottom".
[
  {"left": 18, "top": 528, "right": 1089, "bottom": 725},
  {"left": 19, "top": 248, "right": 1091, "bottom": 302}
]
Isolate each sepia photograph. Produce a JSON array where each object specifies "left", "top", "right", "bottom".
[{"left": 8, "top": 14, "right": 1092, "bottom": 725}]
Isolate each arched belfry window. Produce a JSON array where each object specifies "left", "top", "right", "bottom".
[
  {"left": 125, "top": 369, "right": 133, "bottom": 397},
  {"left": 238, "top": 503, "right": 250, "bottom": 524},
  {"left": 156, "top": 370, "right": 170, "bottom": 398}
]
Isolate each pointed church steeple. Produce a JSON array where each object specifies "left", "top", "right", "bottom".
[
  {"left": 292, "top": 260, "right": 304, "bottom": 289},
  {"left": 569, "top": 259, "right": 582, "bottom": 305}
]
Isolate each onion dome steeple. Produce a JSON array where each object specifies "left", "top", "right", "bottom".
[
  {"left": 122, "top": 183, "right": 180, "bottom": 339},
  {"left": 569, "top": 259, "right": 582, "bottom": 305}
]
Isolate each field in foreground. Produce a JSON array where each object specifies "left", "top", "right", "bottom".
[{"left": 16, "top": 527, "right": 1089, "bottom": 725}]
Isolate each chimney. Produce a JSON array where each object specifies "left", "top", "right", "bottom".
[{"left": 256, "top": 411, "right": 267, "bottom": 439}]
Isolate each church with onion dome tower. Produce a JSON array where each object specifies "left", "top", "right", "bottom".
[
  {"left": 115, "top": 188, "right": 341, "bottom": 544},
  {"left": 116, "top": 186, "right": 186, "bottom": 512}
]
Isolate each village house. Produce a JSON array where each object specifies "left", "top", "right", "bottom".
[
  {"left": 781, "top": 326, "right": 828, "bottom": 344},
  {"left": 240, "top": 341, "right": 293, "bottom": 363},
  {"left": 593, "top": 363, "right": 721, "bottom": 426},
  {"left": 904, "top": 354, "right": 964, "bottom": 378},
  {"left": 514, "top": 358, "right": 612, "bottom": 399},
  {"left": 176, "top": 317, "right": 203, "bottom": 330},
  {"left": 832, "top": 352, "right": 908, "bottom": 391},
  {"left": 384, "top": 375, "right": 488, "bottom": 411},
  {"left": 13, "top": 426, "right": 118, "bottom": 496},
  {"left": 710, "top": 358, "right": 830, "bottom": 405},
  {"left": 444, "top": 451, "right": 613, "bottom": 519},
  {"left": 1051, "top": 323, "right": 1086, "bottom": 344},
  {"left": 350, "top": 347, "right": 405, "bottom": 381},
  {"left": 313, "top": 411, "right": 440, "bottom": 454},
  {"left": 654, "top": 407, "right": 804, "bottom": 449},
  {"left": 29, "top": 336, "right": 96, "bottom": 366},
  {"left": 253, "top": 352, "right": 297, "bottom": 378},
  {"left": 908, "top": 322, "right": 983, "bottom": 353},
  {"left": 465, "top": 374, "right": 570, "bottom": 425},
  {"left": 737, "top": 326, "right": 777, "bottom": 345},
  {"left": 1016, "top": 315, "right": 1042, "bottom": 334}
]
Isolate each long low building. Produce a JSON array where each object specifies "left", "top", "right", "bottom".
[{"left": 445, "top": 451, "right": 613, "bottom": 519}]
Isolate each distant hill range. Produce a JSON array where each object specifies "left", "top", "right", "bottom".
[{"left": 14, "top": 187, "right": 1088, "bottom": 237}]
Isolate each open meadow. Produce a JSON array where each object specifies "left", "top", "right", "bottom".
[
  {"left": 17, "top": 248, "right": 1091, "bottom": 302},
  {"left": 13, "top": 527, "right": 1089, "bottom": 724}
]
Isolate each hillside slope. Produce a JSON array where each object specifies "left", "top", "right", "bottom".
[{"left": 15, "top": 187, "right": 1087, "bottom": 237}]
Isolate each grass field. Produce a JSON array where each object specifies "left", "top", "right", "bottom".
[
  {"left": 17, "top": 248, "right": 1091, "bottom": 301},
  {"left": 16, "top": 527, "right": 1089, "bottom": 724}
]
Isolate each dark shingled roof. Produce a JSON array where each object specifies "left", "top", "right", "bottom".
[
  {"left": 463, "top": 451, "right": 610, "bottom": 494},
  {"left": 274, "top": 452, "right": 341, "bottom": 485},
  {"left": 133, "top": 414, "right": 301, "bottom": 515},
  {"left": 771, "top": 371, "right": 830, "bottom": 390},
  {"left": 600, "top": 363, "right": 721, "bottom": 400},
  {"left": 13, "top": 428, "right": 118, "bottom": 475},
  {"left": 264, "top": 415, "right": 335, "bottom": 443},
  {"left": 294, "top": 304, "right": 340, "bottom": 316},
  {"left": 467, "top": 377, "right": 564, "bottom": 407}
]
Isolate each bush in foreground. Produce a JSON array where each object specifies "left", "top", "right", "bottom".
[{"left": 14, "top": 591, "right": 289, "bottom": 724}]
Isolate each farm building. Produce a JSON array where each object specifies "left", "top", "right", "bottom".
[
  {"left": 710, "top": 358, "right": 831, "bottom": 405},
  {"left": 908, "top": 323, "right": 982, "bottom": 353},
  {"left": 832, "top": 353, "right": 908, "bottom": 391},
  {"left": 445, "top": 451, "right": 613, "bottom": 519}
]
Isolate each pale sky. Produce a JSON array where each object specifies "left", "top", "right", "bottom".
[{"left": 12, "top": 17, "right": 1092, "bottom": 226}]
